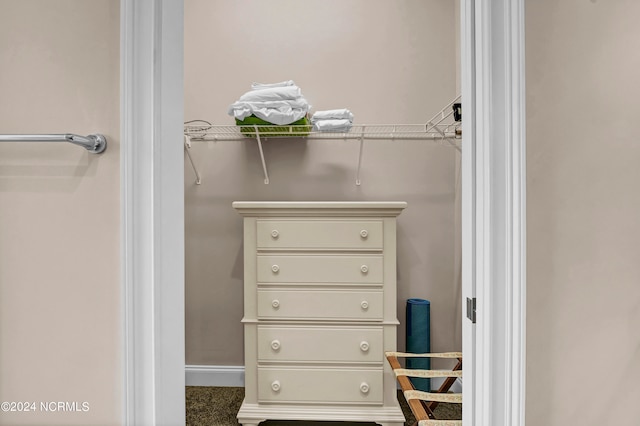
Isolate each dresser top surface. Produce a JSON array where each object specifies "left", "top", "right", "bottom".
[{"left": 233, "top": 201, "right": 407, "bottom": 216}]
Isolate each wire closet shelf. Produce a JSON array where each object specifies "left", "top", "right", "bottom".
[
  {"left": 184, "top": 123, "right": 460, "bottom": 142},
  {"left": 183, "top": 95, "right": 461, "bottom": 185}
]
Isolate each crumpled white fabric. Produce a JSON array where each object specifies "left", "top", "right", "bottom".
[
  {"left": 228, "top": 99, "right": 310, "bottom": 125},
  {"left": 230, "top": 104, "right": 308, "bottom": 124},
  {"left": 228, "top": 82, "right": 310, "bottom": 125}
]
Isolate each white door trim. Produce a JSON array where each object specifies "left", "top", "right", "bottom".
[
  {"left": 120, "top": 1, "right": 526, "bottom": 425},
  {"left": 460, "top": 1, "right": 477, "bottom": 424},
  {"left": 120, "top": 1, "right": 185, "bottom": 425},
  {"left": 466, "top": 1, "right": 527, "bottom": 426}
]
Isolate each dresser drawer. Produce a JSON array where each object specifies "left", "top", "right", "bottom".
[
  {"left": 257, "top": 367, "right": 383, "bottom": 404},
  {"left": 257, "top": 289, "right": 383, "bottom": 321},
  {"left": 257, "top": 325, "right": 383, "bottom": 363},
  {"left": 257, "top": 219, "right": 383, "bottom": 250},
  {"left": 257, "top": 254, "right": 383, "bottom": 284}
]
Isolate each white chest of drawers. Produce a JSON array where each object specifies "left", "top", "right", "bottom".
[{"left": 233, "top": 201, "right": 407, "bottom": 426}]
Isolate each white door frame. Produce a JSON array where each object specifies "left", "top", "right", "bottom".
[
  {"left": 120, "top": 0, "right": 526, "bottom": 425},
  {"left": 120, "top": 1, "right": 185, "bottom": 425},
  {"left": 462, "top": 1, "right": 527, "bottom": 426}
]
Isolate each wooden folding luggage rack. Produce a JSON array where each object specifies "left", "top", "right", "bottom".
[{"left": 385, "top": 351, "right": 463, "bottom": 426}]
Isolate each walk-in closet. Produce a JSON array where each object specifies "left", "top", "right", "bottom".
[{"left": 183, "top": 1, "right": 462, "bottom": 424}]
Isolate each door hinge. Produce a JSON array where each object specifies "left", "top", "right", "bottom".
[{"left": 466, "top": 297, "right": 476, "bottom": 323}]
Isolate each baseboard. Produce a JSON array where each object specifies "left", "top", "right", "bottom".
[{"left": 185, "top": 365, "right": 245, "bottom": 387}]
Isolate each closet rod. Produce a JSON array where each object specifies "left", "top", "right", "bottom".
[{"left": 0, "top": 133, "right": 107, "bottom": 154}]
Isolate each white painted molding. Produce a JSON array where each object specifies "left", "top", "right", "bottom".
[
  {"left": 185, "top": 365, "right": 245, "bottom": 387},
  {"left": 460, "top": 1, "right": 477, "bottom": 426},
  {"left": 509, "top": 2, "right": 527, "bottom": 426},
  {"left": 121, "top": 0, "right": 185, "bottom": 425},
  {"left": 472, "top": 1, "right": 527, "bottom": 426}
]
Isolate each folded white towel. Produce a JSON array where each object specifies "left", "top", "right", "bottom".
[
  {"left": 251, "top": 80, "right": 295, "bottom": 90},
  {"left": 311, "top": 109, "right": 354, "bottom": 123},
  {"left": 238, "top": 86, "right": 301, "bottom": 103},
  {"left": 230, "top": 99, "right": 309, "bottom": 111},
  {"left": 313, "top": 119, "right": 353, "bottom": 132}
]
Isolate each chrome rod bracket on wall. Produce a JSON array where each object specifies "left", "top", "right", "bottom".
[{"left": 0, "top": 133, "right": 107, "bottom": 154}]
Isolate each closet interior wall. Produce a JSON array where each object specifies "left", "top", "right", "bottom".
[{"left": 184, "top": 0, "right": 460, "bottom": 372}]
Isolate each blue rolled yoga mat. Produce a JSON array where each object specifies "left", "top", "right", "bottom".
[{"left": 406, "top": 298, "right": 431, "bottom": 392}]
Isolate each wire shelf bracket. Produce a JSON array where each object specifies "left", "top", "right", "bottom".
[{"left": 183, "top": 135, "right": 201, "bottom": 185}]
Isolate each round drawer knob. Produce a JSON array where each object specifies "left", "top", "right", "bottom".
[
  {"left": 271, "top": 265, "right": 280, "bottom": 273},
  {"left": 271, "top": 340, "right": 281, "bottom": 351},
  {"left": 271, "top": 230, "right": 279, "bottom": 239},
  {"left": 360, "top": 229, "right": 369, "bottom": 238},
  {"left": 271, "top": 380, "right": 281, "bottom": 392},
  {"left": 360, "top": 382, "right": 370, "bottom": 394},
  {"left": 361, "top": 301, "right": 369, "bottom": 310},
  {"left": 360, "top": 265, "right": 369, "bottom": 273},
  {"left": 360, "top": 341, "right": 370, "bottom": 352},
  {"left": 272, "top": 299, "right": 280, "bottom": 309}
]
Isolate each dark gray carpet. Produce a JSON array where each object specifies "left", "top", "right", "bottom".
[{"left": 186, "top": 387, "right": 461, "bottom": 426}]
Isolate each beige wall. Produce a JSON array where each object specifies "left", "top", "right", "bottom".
[
  {"left": 0, "top": 1, "right": 121, "bottom": 425},
  {"left": 184, "top": 0, "right": 461, "bottom": 368},
  {"left": 526, "top": 1, "right": 640, "bottom": 425}
]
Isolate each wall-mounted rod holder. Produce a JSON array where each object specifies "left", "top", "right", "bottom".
[{"left": 0, "top": 133, "right": 107, "bottom": 154}]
